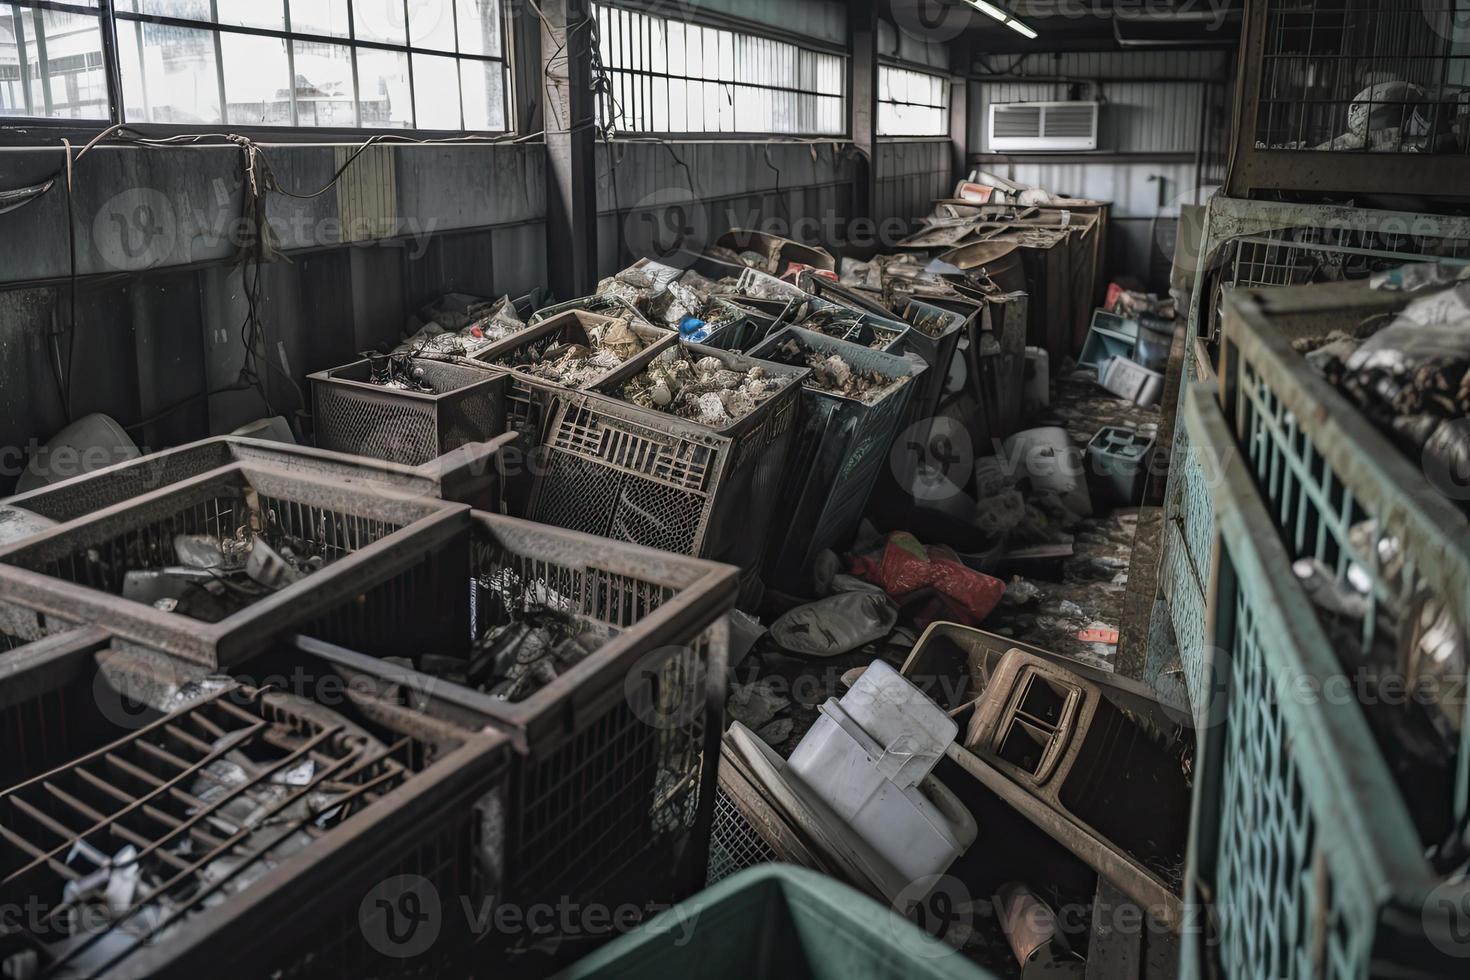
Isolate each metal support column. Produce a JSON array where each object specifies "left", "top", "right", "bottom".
[
  {"left": 540, "top": 0, "right": 598, "bottom": 299},
  {"left": 849, "top": 0, "right": 879, "bottom": 234}
]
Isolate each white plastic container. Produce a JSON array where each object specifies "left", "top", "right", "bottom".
[
  {"left": 786, "top": 701, "right": 977, "bottom": 888},
  {"left": 1022, "top": 346, "right": 1050, "bottom": 413},
  {"left": 1099, "top": 356, "right": 1165, "bottom": 407},
  {"left": 789, "top": 660, "right": 955, "bottom": 790}
]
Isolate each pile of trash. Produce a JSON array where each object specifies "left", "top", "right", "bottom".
[
  {"left": 399, "top": 293, "right": 527, "bottom": 357},
  {"left": 777, "top": 339, "right": 901, "bottom": 403},
  {"left": 1301, "top": 271, "right": 1470, "bottom": 500},
  {"left": 367, "top": 352, "right": 436, "bottom": 392},
  {"left": 491, "top": 313, "right": 656, "bottom": 389},
  {"left": 117, "top": 525, "right": 332, "bottom": 621},
  {"left": 622, "top": 348, "right": 785, "bottom": 427},
  {"left": 795, "top": 305, "right": 897, "bottom": 349},
  {"left": 410, "top": 603, "right": 606, "bottom": 703}
]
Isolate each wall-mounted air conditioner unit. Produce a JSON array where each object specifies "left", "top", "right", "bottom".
[{"left": 988, "top": 101, "right": 1100, "bottom": 152}]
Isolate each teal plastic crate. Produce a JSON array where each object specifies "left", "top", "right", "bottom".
[
  {"left": 558, "top": 865, "right": 996, "bottom": 980},
  {"left": 1181, "top": 382, "right": 1466, "bottom": 979}
]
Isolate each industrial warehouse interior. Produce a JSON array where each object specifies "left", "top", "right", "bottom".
[{"left": 1, "top": 0, "right": 1469, "bottom": 976}]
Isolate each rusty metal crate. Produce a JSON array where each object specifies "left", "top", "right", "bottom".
[
  {"left": 0, "top": 464, "right": 470, "bottom": 667},
  {"left": 0, "top": 624, "right": 112, "bottom": 791},
  {"left": 309, "top": 356, "right": 509, "bottom": 468},
  {"left": 0, "top": 643, "right": 511, "bottom": 980},
  {"left": 1, "top": 435, "right": 515, "bottom": 524},
  {"left": 1181, "top": 383, "right": 1466, "bottom": 980},
  {"left": 290, "top": 510, "right": 738, "bottom": 934},
  {"left": 1230, "top": 0, "right": 1470, "bottom": 199},
  {"left": 748, "top": 327, "right": 925, "bottom": 595},
  {"left": 525, "top": 344, "right": 808, "bottom": 594}
]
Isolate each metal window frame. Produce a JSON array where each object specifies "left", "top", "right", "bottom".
[
  {"left": 0, "top": 0, "right": 516, "bottom": 138},
  {"left": 875, "top": 62, "right": 950, "bottom": 138},
  {"left": 591, "top": 0, "right": 849, "bottom": 140}
]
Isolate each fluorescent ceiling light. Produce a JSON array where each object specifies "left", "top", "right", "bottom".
[{"left": 966, "top": 0, "right": 1039, "bottom": 39}]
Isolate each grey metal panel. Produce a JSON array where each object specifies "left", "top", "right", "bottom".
[{"left": 676, "top": 0, "right": 847, "bottom": 46}]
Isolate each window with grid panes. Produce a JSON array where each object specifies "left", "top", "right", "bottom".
[
  {"left": 877, "top": 64, "right": 948, "bottom": 137},
  {"left": 1, "top": 0, "right": 511, "bottom": 131},
  {"left": 592, "top": 2, "right": 845, "bottom": 136}
]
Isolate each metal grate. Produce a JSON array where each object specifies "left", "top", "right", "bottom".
[
  {"left": 309, "top": 358, "right": 508, "bottom": 468},
  {"left": 0, "top": 686, "right": 414, "bottom": 977},
  {"left": 706, "top": 787, "right": 778, "bottom": 887},
  {"left": 1255, "top": 1, "right": 1470, "bottom": 154}
]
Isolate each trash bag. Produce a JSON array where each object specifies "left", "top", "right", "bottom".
[
  {"left": 849, "top": 531, "right": 1006, "bottom": 628},
  {"left": 769, "top": 592, "right": 899, "bottom": 657}
]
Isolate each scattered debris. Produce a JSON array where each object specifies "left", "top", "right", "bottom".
[
  {"left": 367, "top": 352, "right": 436, "bottom": 392},
  {"left": 777, "top": 339, "right": 901, "bottom": 402},
  {"left": 400, "top": 294, "right": 526, "bottom": 356},
  {"left": 622, "top": 348, "right": 784, "bottom": 427},
  {"left": 769, "top": 592, "right": 899, "bottom": 658}
]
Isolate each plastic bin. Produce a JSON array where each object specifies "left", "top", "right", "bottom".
[
  {"left": 747, "top": 327, "right": 924, "bottom": 594},
  {"left": 290, "top": 509, "right": 738, "bottom": 921},
  {"left": 1180, "top": 383, "right": 1466, "bottom": 979},
  {"left": 0, "top": 434, "right": 514, "bottom": 521},
  {"left": 0, "top": 463, "right": 469, "bottom": 667},
  {"left": 1086, "top": 425, "right": 1157, "bottom": 508},
  {"left": 0, "top": 642, "right": 511, "bottom": 980},
  {"left": 309, "top": 355, "right": 509, "bottom": 467},
  {"left": 525, "top": 343, "right": 807, "bottom": 597},
  {"left": 559, "top": 865, "right": 996, "bottom": 979}
]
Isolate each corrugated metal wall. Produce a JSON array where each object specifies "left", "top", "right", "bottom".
[
  {"left": 876, "top": 139, "right": 952, "bottom": 235},
  {"left": 968, "top": 50, "right": 1234, "bottom": 288}
]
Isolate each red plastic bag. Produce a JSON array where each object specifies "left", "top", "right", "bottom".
[{"left": 850, "top": 532, "right": 1005, "bottom": 628}]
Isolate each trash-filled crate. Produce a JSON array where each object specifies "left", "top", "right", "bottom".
[
  {"left": 309, "top": 354, "right": 508, "bottom": 467},
  {"left": 0, "top": 434, "right": 514, "bottom": 524},
  {"left": 748, "top": 327, "right": 925, "bottom": 595},
  {"left": 559, "top": 866, "right": 995, "bottom": 980},
  {"left": 0, "top": 643, "right": 512, "bottom": 980},
  {"left": 290, "top": 510, "right": 739, "bottom": 927},
  {"left": 1230, "top": 0, "right": 1470, "bottom": 198},
  {"left": 727, "top": 269, "right": 910, "bottom": 352},
  {"left": 1180, "top": 383, "right": 1467, "bottom": 979},
  {"left": 0, "top": 464, "right": 470, "bottom": 667},
  {"left": 525, "top": 342, "right": 808, "bottom": 599}
]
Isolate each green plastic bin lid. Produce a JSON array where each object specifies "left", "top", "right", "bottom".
[{"left": 555, "top": 865, "right": 997, "bottom": 980}]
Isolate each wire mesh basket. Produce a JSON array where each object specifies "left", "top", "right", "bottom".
[
  {"left": 1232, "top": 0, "right": 1470, "bottom": 197},
  {"left": 748, "top": 327, "right": 925, "bottom": 595},
  {"left": 309, "top": 356, "right": 509, "bottom": 468},
  {"left": 0, "top": 644, "right": 511, "bottom": 980},
  {"left": 292, "top": 509, "right": 738, "bottom": 933},
  {"left": 1181, "top": 383, "right": 1466, "bottom": 979},
  {"left": 0, "top": 464, "right": 470, "bottom": 667},
  {"left": 525, "top": 343, "right": 808, "bottom": 592},
  {"left": 1, "top": 435, "right": 513, "bottom": 524}
]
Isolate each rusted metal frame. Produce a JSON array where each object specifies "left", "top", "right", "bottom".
[
  {"left": 0, "top": 625, "right": 111, "bottom": 709},
  {"left": 1184, "top": 380, "right": 1435, "bottom": 917},
  {"left": 110, "top": 728, "right": 508, "bottom": 980},
  {"left": 0, "top": 465, "right": 471, "bottom": 667}
]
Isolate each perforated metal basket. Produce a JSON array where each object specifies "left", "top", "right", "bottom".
[
  {"left": 749, "top": 327, "right": 925, "bottom": 595},
  {"left": 0, "top": 464, "right": 470, "bottom": 667},
  {"left": 309, "top": 356, "right": 509, "bottom": 468},
  {"left": 1181, "top": 384, "right": 1467, "bottom": 979},
  {"left": 525, "top": 344, "right": 808, "bottom": 592},
  {"left": 0, "top": 643, "right": 511, "bottom": 980},
  {"left": 290, "top": 510, "right": 738, "bottom": 929}
]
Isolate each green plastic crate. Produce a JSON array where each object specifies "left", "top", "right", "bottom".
[
  {"left": 557, "top": 865, "right": 995, "bottom": 980},
  {"left": 1180, "top": 383, "right": 1466, "bottom": 979}
]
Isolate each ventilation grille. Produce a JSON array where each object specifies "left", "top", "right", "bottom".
[{"left": 990, "top": 101, "right": 1099, "bottom": 151}]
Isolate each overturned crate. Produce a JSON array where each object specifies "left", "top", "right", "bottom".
[
  {"left": 0, "top": 434, "right": 514, "bottom": 523},
  {"left": 0, "top": 464, "right": 470, "bottom": 667},
  {"left": 748, "top": 327, "right": 925, "bottom": 596},
  {"left": 1180, "top": 383, "right": 1468, "bottom": 980},
  {"left": 292, "top": 510, "right": 739, "bottom": 930},
  {"left": 0, "top": 643, "right": 512, "bottom": 979},
  {"left": 525, "top": 343, "right": 808, "bottom": 601},
  {"left": 309, "top": 355, "right": 509, "bottom": 468}
]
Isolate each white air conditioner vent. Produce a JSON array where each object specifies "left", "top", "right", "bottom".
[{"left": 989, "top": 101, "right": 1100, "bottom": 151}]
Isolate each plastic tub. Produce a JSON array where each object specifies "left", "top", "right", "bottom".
[{"left": 558, "top": 865, "right": 997, "bottom": 980}]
